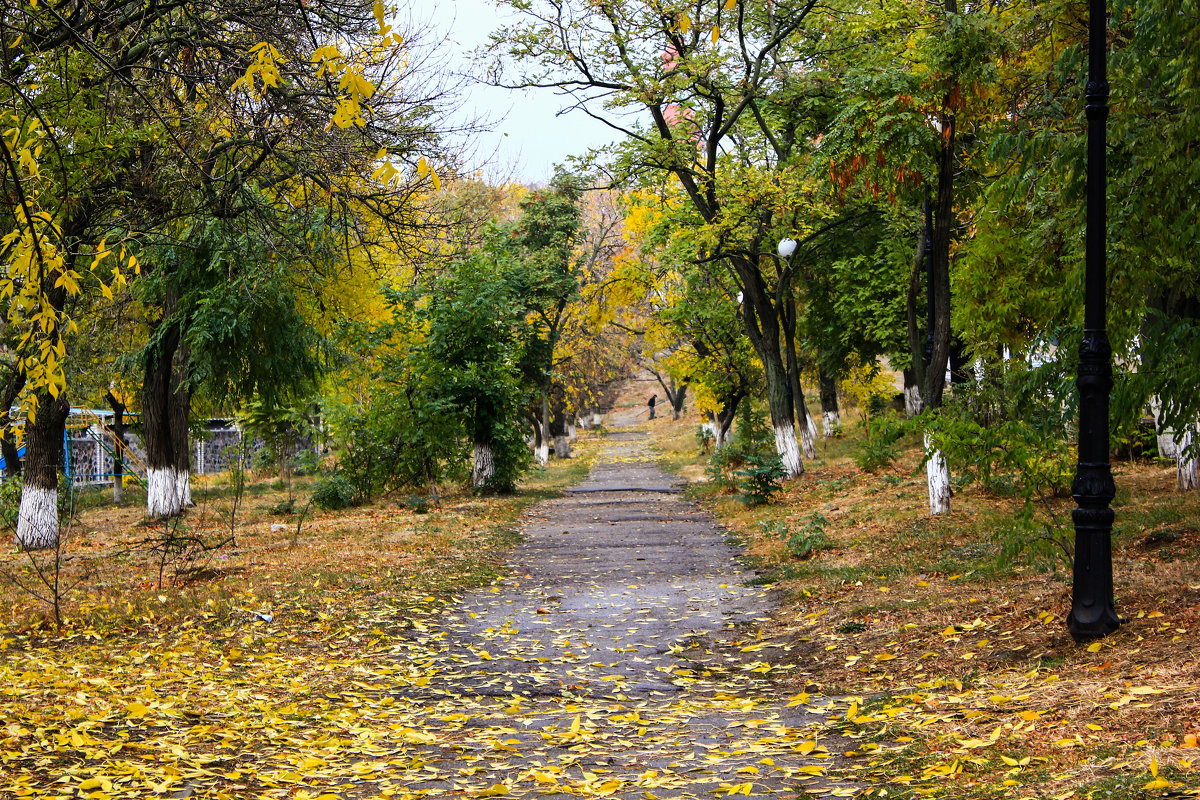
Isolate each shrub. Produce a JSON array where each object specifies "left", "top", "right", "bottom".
[
  {"left": 310, "top": 472, "right": 359, "bottom": 511},
  {"left": 785, "top": 512, "right": 833, "bottom": 559},
  {"left": 707, "top": 401, "right": 776, "bottom": 491},
  {"left": 735, "top": 452, "right": 786, "bottom": 506},
  {"left": 854, "top": 411, "right": 907, "bottom": 472}
]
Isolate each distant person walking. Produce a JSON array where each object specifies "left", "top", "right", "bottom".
[{"left": 648, "top": 394, "right": 657, "bottom": 420}]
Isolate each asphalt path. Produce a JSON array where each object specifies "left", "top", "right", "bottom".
[{"left": 376, "top": 429, "right": 851, "bottom": 798}]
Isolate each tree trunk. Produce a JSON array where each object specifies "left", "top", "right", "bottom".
[
  {"left": 549, "top": 396, "right": 569, "bottom": 459},
  {"left": 764, "top": 352, "right": 804, "bottom": 477},
  {"left": 818, "top": 367, "right": 840, "bottom": 437},
  {"left": 16, "top": 393, "right": 70, "bottom": 550},
  {"left": 737, "top": 274, "right": 804, "bottom": 478},
  {"left": 1149, "top": 396, "right": 1179, "bottom": 459},
  {"left": 105, "top": 390, "right": 126, "bottom": 505},
  {"left": 780, "top": 295, "right": 816, "bottom": 461},
  {"left": 531, "top": 396, "right": 550, "bottom": 467},
  {"left": 924, "top": 432, "right": 951, "bottom": 515},
  {"left": 143, "top": 317, "right": 192, "bottom": 518},
  {"left": 713, "top": 391, "right": 743, "bottom": 449},
  {"left": 902, "top": 368, "right": 923, "bottom": 418},
  {"left": 1178, "top": 425, "right": 1198, "bottom": 492},
  {"left": 553, "top": 435, "right": 571, "bottom": 459},
  {"left": 906, "top": 206, "right": 929, "bottom": 404},
  {"left": 920, "top": 104, "right": 956, "bottom": 411},
  {"left": 472, "top": 440, "right": 495, "bottom": 489},
  {"left": 670, "top": 381, "right": 686, "bottom": 419},
  {"left": 170, "top": 341, "right": 193, "bottom": 509}
]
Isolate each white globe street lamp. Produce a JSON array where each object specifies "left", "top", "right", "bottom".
[{"left": 777, "top": 238, "right": 797, "bottom": 259}]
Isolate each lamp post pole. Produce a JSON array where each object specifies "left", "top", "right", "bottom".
[{"left": 1068, "top": 0, "right": 1120, "bottom": 640}]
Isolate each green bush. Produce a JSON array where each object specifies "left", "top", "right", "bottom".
[
  {"left": 854, "top": 411, "right": 907, "bottom": 472},
  {"left": 0, "top": 473, "right": 22, "bottom": 530},
  {"left": 785, "top": 512, "right": 833, "bottom": 559},
  {"left": 922, "top": 375, "right": 1076, "bottom": 570},
  {"left": 707, "top": 401, "right": 776, "bottom": 491},
  {"left": 735, "top": 452, "right": 786, "bottom": 506},
  {"left": 310, "top": 472, "right": 359, "bottom": 511}
]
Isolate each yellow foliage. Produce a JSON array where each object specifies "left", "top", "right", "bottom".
[{"left": 840, "top": 357, "right": 898, "bottom": 416}]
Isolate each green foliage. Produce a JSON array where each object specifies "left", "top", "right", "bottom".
[
  {"left": 855, "top": 411, "right": 908, "bottom": 473},
  {"left": 735, "top": 452, "right": 786, "bottom": 507},
  {"left": 706, "top": 401, "right": 776, "bottom": 490},
  {"left": 0, "top": 474, "right": 22, "bottom": 531},
  {"left": 765, "top": 513, "right": 834, "bottom": 560},
  {"left": 924, "top": 376, "right": 1075, "bottom": 569},
  {"left": 310, "top": 471, "right": 361, "bottom": 512}
]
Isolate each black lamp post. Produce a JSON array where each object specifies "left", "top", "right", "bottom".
[{"left": 1068, "top": 0, "right": 1120, "bottom": 640}]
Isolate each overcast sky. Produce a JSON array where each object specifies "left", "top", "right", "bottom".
[{"left": 428, "top": 0, "right": 621, "bottom": 185}]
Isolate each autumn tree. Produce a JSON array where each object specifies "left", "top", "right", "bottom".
[
  {"left": 2, "top": 0, "right": 468, "bottom": 527},
  {"left": 489, "top": 0, "right": 838, "bottom": 477}
]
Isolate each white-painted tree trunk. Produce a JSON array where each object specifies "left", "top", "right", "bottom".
[
  {"left": 16, "top": 484, "right": 58, "bottom": 550},
  {"left": 773, "top": 421, "right": 804, "bottom": 478},
  {"left": 554, "top": 435, "right": 571, "bottom": 459},
  {"left": 534, "top": 441, "right": 549, "bottom": 466},
  {"left": 472, "top": 442, "right": 495, "bottom": 489},
  {"left": 800, "top": 413, "right": 818, "bottom": 460},
  {"left": 715, "top": 425, "right": 730, "bottom": 449},
  {"left": 178, "top": 469, "right": 192, "bottom": 508},
  {"left": 822, "top": 410, "right": 841, "bottom": 438},
  {"left": 1150, "top": 396, "right": 1179, "bottom": 459},
  {"left": 904, "top": 385, "right": 923, "bottom": 418},
  {"left": 591, "top": 413, "right": 603, "bottom": 428},
  {"left": 1178, "top": 426, "right": 1198, "bottom": 492},
  {"left": 567, "top": 423, "right": 577, "bottom": 442},
  {"left": 924, "top": 432, "right": 950, "bottom": 515},
  {"left": 147, "top": 467, "right": 192, "bottom": 517}
]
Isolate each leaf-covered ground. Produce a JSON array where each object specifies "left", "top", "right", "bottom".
[
  {"left": 2, "top": 428, "right": 863, "bottom": 799},
  {"left": 4, "top": 387, "right": 1200, "bottom": 799},
  {"left": 649, "top": 396, "right": 1200, "bottom": 799}
]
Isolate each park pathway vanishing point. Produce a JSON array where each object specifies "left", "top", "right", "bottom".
[{"left": 380, "top": 427, "right": 855, "bottom": 798}]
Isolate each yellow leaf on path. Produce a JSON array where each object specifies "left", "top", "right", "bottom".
[
  {"left": 124, "top": 702, "right": 149, "bottom": 717},
  {"left": 1086, "top": 642, "right": 1101, "bottom": 652},
  {"left": 942, "top": 626, "right": 956, "bottom": 636},
  {"left": 875, "top": 653, "right": 897, "bottom": 660}
]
